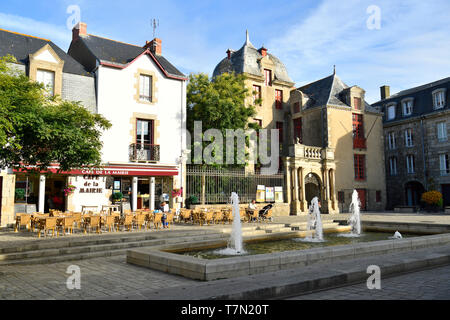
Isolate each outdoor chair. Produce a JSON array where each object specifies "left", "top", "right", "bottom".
[
  {"left": 72, "top": 212, "right": 82, "bottom": 229},
  {"left": 154, "top": 213, "right": 163, "bottom": 229},
  {"left": 122, "top": 214, "right": 134, "bottom": 231},
  {"left": 145, "top": 213, "right": 154, "bottom": 229},
  {"left": 204, "top": 211, "right": 214, "bottom": 225},
  {"left": 83, "top": 215, "right": 101, "bottom": 234},
  {"left": 223, "top": 210, "right": 233, "bottom": 224},
  {"left": 58, "top": 217, "right": 74, "bottom": 236},
  {"left": 37, "top": 217, "right": 57, "bottom": 238},
  {"left": 166, "top": 212, "right": 174, "bottom": 229},
  {"left": 133, "top": 214, "right": 146, "bottom": 230},
  {"left": 14, "top": 213, "right": 31, "bottom": 232},
  {"left": 213, "top": 211, "right": 223, "bottom": 224},
  {"left": 103, "top": 215, "right": 116, "bottom": 232}
]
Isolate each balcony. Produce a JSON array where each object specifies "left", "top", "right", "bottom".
[
  {"left": 289, "top": 144, "right": 334, "bottom": 161},
  {"left": 353, "top": 137, "right": 366, "bottom": 149},
  {"left": 129, "top": 143, "right": 160, "bottom": 162}
]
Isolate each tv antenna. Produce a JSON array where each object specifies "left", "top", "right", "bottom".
[{"left": 152, "top": 19, "right": 160, "bottom": 38}]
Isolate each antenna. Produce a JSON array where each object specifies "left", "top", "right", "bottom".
[{"left": 152, "top": 19, "right": 160, "bottom": 38}]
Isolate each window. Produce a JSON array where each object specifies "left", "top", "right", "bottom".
[
  {"left": 276, "top": 121, "right": 283, "bottom": 143},
  {"left": 389, "top": 156, "right": 398, "bottom": 176},
  {"left": 402, "top": 99, "right": 413, "bottom": 116},
  {"left": 387, "top": 105, "right": 396, "bottom": 120},
  {"left": 354, "top": 154, "right": 365, "bottom": 181},
  {"left": 338, "top": 191, "right": 345, "bottom": 203},
  {"left": 352, "top": 114, "right": 364, "bottom": 139},
  {"left": 136, "top": 119, "right": 154, "bottom": 146},
  {"left": 437, "top": 122, "right": 447, "bottom": 141},
  {"left": 406, "top": 155, "right": 415, "bottom": 174},
  {"left": 293, "top": 118, "right": 302, "bottom": 143},
  {"left": 36, "top": 69, "right": 55, "bottom": 96},
  {"left": 440, "top": 154, "right": 449, "bottom": 176},
  {"left": 253, "top": 85, "right": 261, "bottom": 105},
  {"left": 264, "top": 69, "right": 272, "bottom": 86},
  {"left": 387, "top": 132, "right": 396, "bottom": 150},
  {"left": 354, "top": 97, "right": 362, "bottom": 110},
  {"left": 139, "top": 74, "right": 152, "bottom": 102},
  {"left": 376, "top": 190, "right": 382, "bottom": 203},
  {"left": 275, "top": 90, "right": 283, "bottom": 109},
  {"left": 293, "top": 102, "right": 300, "bottom": 113},
  {"left": 433, "top": 89, "right": 446, "bottom": 109},
  {"left": 405, "top": 129, "right": 413, "bottom": 147}
]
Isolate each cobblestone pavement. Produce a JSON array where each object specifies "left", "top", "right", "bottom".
[
  {"left": 0, "top": 255, "right": 198, "bottom": 300},
  {"left": 287, "top": 264, "right": 450, "bottom": 300}
]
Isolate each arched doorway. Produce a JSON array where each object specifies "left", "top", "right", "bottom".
[
  {"left": 305, "top": 173, "right": 321, "bottom": 207},
  {"left": 405, "top": 181, "right": 425, "bottom": 206}
]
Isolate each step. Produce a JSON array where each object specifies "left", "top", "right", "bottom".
[
  {"left": 257, "top": 224, "right": 286, "bottom": 230},
  {"left": 0, "top": 232, "right": 228, "bottom": 265},
  {"left": 242, "top": 230, "right": 269, "bottom": 236},
  {"left": 264, "top": 227, "right": 294, "bottom": 234}
]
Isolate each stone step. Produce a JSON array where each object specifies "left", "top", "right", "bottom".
[
  {"left": 256, "top": 224, "right": 286, "bottom": 230},
  {"left": 264, "top": 227, "right": 294, "bottom": 234},
  {"left": 0, "top": 232, "right": 228, "bottom": 265},
  {"left": 242, "top": 230, "right": 269, "bottom": 236}
]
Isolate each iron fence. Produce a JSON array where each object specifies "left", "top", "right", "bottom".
[{"left": 186, "top": 165, "right": 285, "bottom": 204}]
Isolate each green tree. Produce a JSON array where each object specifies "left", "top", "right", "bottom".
[
  {"left": 0, "top": 55, "right": 111, "bottom": 172},
  {"left": 186, "top": 72, "right": 260, "bottom": 167}
]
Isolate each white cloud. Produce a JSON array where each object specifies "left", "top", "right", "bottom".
[
  {"left": 268, "top": 0, "right": 450, "bottom": 103},
  {"left": 0, "top": 12, "right": 71, "bottom": 48}
]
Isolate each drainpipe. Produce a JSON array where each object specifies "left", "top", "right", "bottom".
[{"left": 420, "top": 117, "right": 428, "bottom": 191}]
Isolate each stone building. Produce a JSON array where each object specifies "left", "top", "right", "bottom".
[
  {"left": 286, "top": 72, "right": 386, "bottom": 214},
  {"left": 0, "top": 28, "right": 96, "bottom": 226},
  {"left": 213, "top": 31, "right": 295, "bottom": 173},
  {"left": 212, "top": 32, "right": 386, "bottom": 214},
  {"left": 371, "top": 77, "right": 450, "bottom": 209}
]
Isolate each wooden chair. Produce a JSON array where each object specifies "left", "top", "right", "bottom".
[
  {"left": 83, "top": 215, "right": 101, "bottom": 234},
  {"left": 14, "top": 213, "right": 31, "bottom": 232},
  {"left": 164, "top": 212, "right": 174, "bottom": 229},
  {"left": 37, "top": 217, "right": 57, "bottom": 238},
  {"left": 72, "top": 212, "right": 82, "bottom": 229},
  {"left": 58, "top": 217, "right": 74, "bottom": 236},
  {"left": 31, "top": 213, "right": 49, "bottom": 232},
  {"left": 191, "top": 210, "right": 202, "bottom": 225},
  {"left": 223, "top": 210, "right": 233, "bottom": 224},
  {"left": 153, "top": 213, "right": 163, "bottom": 229},
  {"left": 121, "top": 214, "right": 134, "bottom": 231},
  {"left": 204, "top": 211, "right": 214, "bottom": 225},
  {"left": 103, "top": 215, "right": 116, "bottom": 232},
  {"left": 145, "top": 213, "right": 154, "bottom": 230},
  {"left": 134, "top": 214, "right": 146, "bottom": 230},
  {"left": 213, "top": 211, "right": 223, "bottom": 224},
  {"left": 179, "top": 209, "right": 191, "bottom": 223}
]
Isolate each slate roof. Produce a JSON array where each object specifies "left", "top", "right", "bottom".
[
  {"left": 371, "top": 77, "right": 450, "bottom": 123},
  {"left": 212, "top": 32, "right": 294, "bottom": 84},
  {"left": 296, "top": 73, "right": 380, "bottom": 113},
  {"left": 0, "top": 28, "right": 91, "bottom": 76},
  {"left": 72, "top": 34, "right": 185, "bottom": 78}
]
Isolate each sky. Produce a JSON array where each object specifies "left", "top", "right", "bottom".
[{"left": 0, "top": 0, "right": 449, "bottom": 103}]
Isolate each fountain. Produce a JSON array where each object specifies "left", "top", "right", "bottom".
[
  {"left": 215, "top": 192, "right": 246, "bottom": 255},
  {"left": 348, "top": 190, "right": 362, "bottom": 235},
  {"left": 301, "top": 197, "right": 324, "bottom": 242}
]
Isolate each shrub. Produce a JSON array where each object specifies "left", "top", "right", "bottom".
[
  {"left": 421, "top": 191, "right": 443, "bottom": 206},
  {"left": 112, "top": 192, "right": 123, "bottom": 201}
]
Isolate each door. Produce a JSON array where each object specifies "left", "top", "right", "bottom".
[
  {"left": 442, "top": 184, "right": 450, "bottom": 207},
  {"left": 356, "top": 189, "right": 366, "bottom": 210}
]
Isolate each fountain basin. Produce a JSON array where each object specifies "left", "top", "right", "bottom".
[{"left": 126, "top": 232, "right": 450, "bottom": 281}]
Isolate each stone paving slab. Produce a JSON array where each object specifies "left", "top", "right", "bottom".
[{"left": 102, "top": 243, "right": 450, "bottom": 300}]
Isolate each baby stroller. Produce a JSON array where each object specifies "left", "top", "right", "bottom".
[{"left": 258, "top": 204, "right": 274, "bottom": 222}]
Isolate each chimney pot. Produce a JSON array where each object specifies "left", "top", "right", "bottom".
[
  {"left": 380, "top": 85, "right": 390, "bottom": 100},
  {"left": 259, "top": 46, "right": 268, "bottom": 57}
]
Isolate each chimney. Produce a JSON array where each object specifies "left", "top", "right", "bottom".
[
  {"left": 226, "top": 49, "right": 232, "bottom": 60},
  {"left": 72, "top": 22, "right": 87, "bottom": 42},
  {"left": 380, "top": 85, "right": 390, "bottom": 100},
  {"left": 259, "top": 46, "right": 267, "bottom": 57},
  {"left": 144, "top": 38, "right": 162, "bottom": 55}
]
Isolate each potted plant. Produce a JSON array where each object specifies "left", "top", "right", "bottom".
[
  {"left": 421, "top": 191, "right": 443, "bottom": 212},
  {"left": 112, "top": 191, "right": 124, "bottom": 203},
  {"left": 15, "top": 188, "right": 25, "bottom": 202},
  {"left": 64, "top": 184, "right": 77, "bottom": 196},
  {"left": 186, "top": 195, "right": 199, "bottom": 209}
]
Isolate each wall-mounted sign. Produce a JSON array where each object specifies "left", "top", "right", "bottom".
[
  {"left": 79, "top": 175, "right": 103, "bottom": 194},
  {"left": 256, "top": 185, "right": 265, "bottom": 203},
  {"left": 274, "top": 186, "right": 284, "bottom": 203},
  {"left": 265, "top": 187, "right": 275, "bottom": 202}
]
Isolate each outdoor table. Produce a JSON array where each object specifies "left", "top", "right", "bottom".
[
  {"left": 81, "top": 205, "right": 98, "bottom": 213},
  {"left": 102, "top": 205, "right": 121, "bottom": 215}
]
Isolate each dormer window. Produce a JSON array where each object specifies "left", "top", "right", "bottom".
[
  {"left": 386, "top": 104, "right": 396, "bottom": 120},
  {"left": 36, "top": 69, "right": 55, "bottom": 96},
  {"left": 353, "top": 97, "right": 362, "bottom": 110},
  {"left": 402, "top": 98, "right": 413, "bottom": 116},
  {"left": 432, "top": 89, "right": 446, "bottom": 110},
  {"left": 264, "top": 69, "right": 272, "bottom": 86}
]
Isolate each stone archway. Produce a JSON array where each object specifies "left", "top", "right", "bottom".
[{"left": 304, "top": 172, "right": 321, "bottom": 207}]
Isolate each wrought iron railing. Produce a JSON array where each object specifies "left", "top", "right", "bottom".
[{"left": 129, "top": 143, "right": 160, "bottom": 162}]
